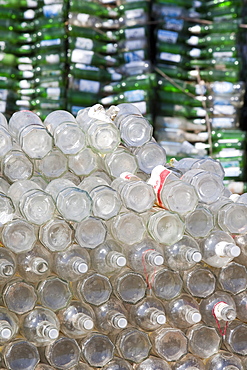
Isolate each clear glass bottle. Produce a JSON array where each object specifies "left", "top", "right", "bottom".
[
  {"left": 104, "top": 146, "right": 138, "bottom": 178},
  {"left": 185, "top": 204, "right": 214, "bottom": 238},
  {"left": 117, "top": 114, "right": 153, "bottom": 147},
  {"left": 102, "top": 357, "right": 132, "bottom": 370},
  {"left": 0, "top": 191, "right": 15, "bottom": 226},
  {"left": 0, "top": 307, "right": 18, "bottom": 344},
  {"left": 72, "top": 272, "right": 112, "bottom": 306},
  {"left": 75, "top": 217, "right": 107, "bottom": 249},
  {"left": 53, "top": 244, "right": 90, "bottom": 282},
  {"left": 35, "top": 364, "right": 56, "bottom": 370},
  {"left": 186, "top": 323, "right": 221, "bottom": 359},
  {"left": 205, "top": 350, "right": 243, "bottom": 370},
  {"left": 110, "top": 267, "right": 147, "bottom": 304},
  {"left": 58, "top": 300, "right": 95, "bottom": 338},
  {"left": 150, "top": 267, "right": 183, "bottom": 301},
  {"left": 2, "top": 279, "right": 37, "bottom": 315},
  {"left": 37, "top": 276, "right": 72, "bottom": 312},
  {"left": 175, "top": 157, "right": 225, "bottom": 179},
  {"left": 79, "top": 333, "right": 115, "bottom": 368},
  {"left": 115, "top": 327, "right": 151, "bottom": 363},
  {"left": 17, "top": 242, "right": 51, "bottom": 283},
  {"left": 234, "top": 290, "right": 247, "bottom": 322},
  {"left": 173, "top": 354, "right": 205, "bottom": 370},
  {"left": 68, "top": 147, "right": 102, "bottom": 176},
  {"left": 0, "top": 113, "right": 12, "bottom": 158},
  {"left": 166, "top": 294, "right": 201, "bottom": 329},
  {"left": 3, "top": 340, "right": 40, "bottom": 370},
  {"left": 183, "top": 266, "right": 216, "bottom": 298},
  {"left": 21, "top": 306, "right": 60, "bottom": 346},
  {"left": 3, "top": 150, "right": 33, "bottom": 183},
  {"left": 90, "top": 239, "right": 126, "bottom": 276},
  {"left": 43, "top": 337, "right": 81, "bottom": 369},
  {"left": 199, "top": 230, "right": 240, "bottom": 268},
  {"left": 86, "top": 119, "right": 120, "bottom": 155},
  {"left": 132, "top": 139, "right": 167, "bottom": 174},
  {"left": 217, "top": 262, "right": 247, "bottom": 295},
  {"left": 35, "top": 148, "right": 68, "bottom": 180},
  {"left": 163, "top": 235, "right": 202, "bottom": 271},
  {"left": 0, "top": 247, "right": 16, "bottom": 282},
  {"left": 135, "top": 356, "right": 171, "bottom": 370},
  {"left": 224, "top": 320, "right": 247, "bottom": 356},
  {"left": 126, "top": 296, "right": 166, "bottom": 331},
  {"left": 93, "top": 297, "right": 128, "bottom": 334},
  {"left": 39, "top": 217, "right": 74, "bottom": 252}
]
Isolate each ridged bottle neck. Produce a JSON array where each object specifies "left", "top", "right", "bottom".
[
  {"left": 73, "top": 313, "right": 94, "bottom": 331},
  {"left": 30, "top": 257, "right": 48, "bottom": 275},
  {"left": 0, "top": 259, "right": 14, "bottom": 278},
  {"left": 107, "top": 251, "right": 126, "bottom": 269}
]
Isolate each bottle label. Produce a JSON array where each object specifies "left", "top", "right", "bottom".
[
  {"left": 77, "top": 13, "right": 90, "bottom": 23},
  {"left": 79, "top": 79, "right": 100, "bottom": 94},
  {"left": 47, "top": 88, "right": 61, "bottom": 99},
  {"left": 165, "top": 17, "right": 184, "bottom": 31},
  {"left": 0, "top": 41, "right": 5, "bottom": 50},
  {"left": 213, "top": 301, "right": 229, "bottom": 320},
  {"left": 124, "top": 50, "right": 145, "bottom": 63},
  {"left": 222, "top": 161, "right": 241, "bottom": 177},
  {"left": 40, "top": 39, "right": 61, "bottom": 47},
  {"left": 123, "top": 39, "right": 146, "bottom": 50},
  {"left": 211, "top": 81, "right": 233, "bottom": 94},
  {"left": 75, "top": 37, "right": 93, "bottom": 50},
  {"left": 43, "top": 4, "right": 62, "bottom": 17},
  {"left": 147, "top": 165, "right": 172, "bottom": 207},
  {"left": 213, "top": 51, "right": 233, "bottom": 58},
  {"left": 45, "top": 54, "right": 60, "bottom": 64},
  {"left": 157, "top": 29, "right": 178, "bottom": 44},
  {"left": 211, "top": 117, "right": 234, "bottom": 129},
  {"left": 213, "top": 101, "right": 235, "bottom": 115},
  {"left": 0, "top": 100, "right": 6, "bottom": 112},
  {"left": 159, "top": 52, "right": 181, "bottom": 63},
  {"left": 0, "top": 90, "right": 8, "bottom": 100},
  {"left": 75, "top": 63, "right": 99, "bottom": 72},
  {"left": 125, "top": 8, "right": 145, "bottom": 19},
  {"left": 124, "top": 89, "right": 145, "bottom": 102},
  {"left": 71, "top": 50, "right": 94, "bottom": 64},
  {"left": 125, "top": 27, "right": 145, "bottom": 39},
  {"left": 158, "top": 6, "right": 183, "bottom": 18}
]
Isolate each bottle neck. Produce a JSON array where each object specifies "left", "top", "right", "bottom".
[
  {"left": 29, "top": 257, "right": 48, "bottom": 275},
  {"left": 185, "top": 248, "right": 202, "bottom": 263},
  {"left": 0, "top": 259, "right": 14, "bottom": 278},
  {"left": 73, "top": 313, "right": 94, "bottom": 332},
  {"left": 106, "top": 251, "right": 126, "bottom": 269},
  {"left": 215, "top": 241, "right": 240, "bottom": 258},
  {"left": 0, "top": 320, "right": 12, "bottom": 341},
  {"left": 213, "top": 301, "right": 236, "bottom": 321},
  {"left": 147, "top": 308, "right": 166, "bottom": 326},
  {"left": 108, "top": 310, "right": 127, "bottom": 329},
  {"left": 37, "top": 321, "right": 59, "bottom": 340},
  {"left": 145, "top": 250, "right": 164, "bottom": 267},
  {"left": 183, "top": 305, "right": 202, "bottom": 324},
  {"left": 72, "top": 257, "right": 88, "bottom": 274}
]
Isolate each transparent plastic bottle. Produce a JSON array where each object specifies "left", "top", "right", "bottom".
[
  {"left": 126, "top": 296, "right": 166, "bottom": 331},
  {"left": 186, "top": 323, "right": 221, "bottom": 359},
  {"left": 58, "top": 300, "right": 95, "bottom": 338},
  {"left": 199, "top": 291, "right": 237, "bottom": 329},
  {"left": 43, "top": 337, "right": 81, "bottom": 370},
  {"left": 90, "top": 239, "right": 126, "bottom": 276},
  {"left": 79, "top": 332, "right": 115, "bottom": 368},
  {"left": 132, "top": 139, "right": 167, "bottom": 174},
  {"left": 224, "top": 320, "right": 247, "bottom": 356},
  {"left": 2, "top": 150, "right": 33, "bottom": 183},
  {"left": 72, "top": 272, "right": 112, "bottom": 306},
  {"left": 39, "top": 217, "right": 74, "bottom": 252},
  {"left": 109, "top": 211, "right": 146, "bottom": 246},
  {"left": 37, "top": 276, "right": 72, "bottom": 312},
  {"left": 46, "top": 179, "right": 92, "bottom": 222},
  {"left": 165, "top": 294, "right": 201, "bottom": 329},
  {"left": 199, "top": 230, "right": 240, "bottom": 268},
  {"left": 181, "top": 168, "right": 225, "bottom": 204},
  {"left": 93, "top": 297, "right": 128, "bottom": 334},
  {"left": 185, "top": 204, "right": 214, "bottom": 238},
  {"left": 163, "top": 235, "right": 202, "bottom": 271},
  {"left": 1, "top": 218, "right": 37, "bottom": 253},
  {"left": 115, "top": 327, "right": 151, "bottom": 363},
  {"left": 135, "top": 356, "right": 171, "bottom": 370},
  {"left": 0, "top": 307, "right": 18, "bottom": 344},
  {"left": 216, "top": 262, "right": 247, "bottom": 295},
  {"left": 0, "top": 247, "right": 16, "bottom": 282},
  {"left": 173, "top": 354, "right": 205, "bottom": 370},
  {"left": 102, "top": 357, "right": 133, "bottom": 370},
  {"left": 53, "top": 244, "right": 90, "bottom": 282},
  {"left": 21, "top": 307, "right": 60, "bottom": 346},
  {"left": 3, "top": 340, "right": 40, "bottom": 370},
  {"left": 75, "top": 217, "right": 107, "bottom": 249},
  {"left": 17, "top": 242, "right": 52, "bottom": 283},
  {"left": 150, "top": 326, "right": 188, "bottom": 362},
  {"left": 183, "top": 266, "right": 216, "bottom": 298},
  {"left": 35, "top": 148, "right": 68, "bottom": 180},
  {"left": 110, "top": 267, "right": 147, "bottom": 304},
  {"left": 205, "top": 350, "right": 243, "bottom": 370},
  {"left": 104, "top": 146, "right": 138, "bottom": 178},
  {"left": 2, "top": 279, "right": 37, "bottom": 314},
  {"left": 150, "top": 267, "right": 183, "bottom": 301}
]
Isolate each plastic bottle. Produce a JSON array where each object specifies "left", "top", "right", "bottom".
[
  {"left": 79, "top": 333, "right": 115, "bottom": 368},
  {"left": 165, "top": 294, "right": 201, "bottom": 329},
  {"left": 37, "top": 276, "right": 72, "bottom": 312},
  {"left": 2, "top": 279, "right": 37, "bottom": 315},
  {"left": 186, "top": 323, "right": 221, "bottom": 359},
  {"left": 3, "top": 340, "right": 40, "bottom": 370}
]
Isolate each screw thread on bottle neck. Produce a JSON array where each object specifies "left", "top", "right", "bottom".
[
  {"left": 74, "top": 313, "right": 94, "bottom": 331},
  {"left": 0, "top": 259, "right": 14, "bottom": 278},
  {"left": 0, "top": 320, "right": 12, "bottom": 340},
  {"left": 107, "top": 251, "right": 126, "bottom": 268},
  {"left": 149, "top": 308, "right": 166, "bottom": 325},
  {"left": 110, "top": 311, "right": 127, "bottom": 329},
  {"left": 145, "top": 250, "right": 164, "bottom": 267},
  {"left": 30, "top": 257, "right": 48, "bottom": 275}
]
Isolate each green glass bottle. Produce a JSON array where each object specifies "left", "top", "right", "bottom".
[
  {"left": 0, "top": 53, "right": 17, "bottom": 67},
  {"left": 156, "top": 52, "right": 192, "bottom": 69},
  {"left": 115, "top": 25, "right": 149, "bottom": 41},
  {"left": 155, "top": 64, "right": 196, "bottom": 81},
  {"left": 33, "top": 17, "right": 65, "bottom": 29},
  {"left": 156, "top": 41, "right": 198, "bottom": 58},
  {"left": 69, "top": 0, "right": 118, "bottom": 18},
  {"left": 67, "top": 89, "right": 99, "bottom": 106},
  {"left": 68, "top": 25, "right": 116, "bottom": 42},
  {"left": 156, "top": 77, "right": 207, "bottom": 95},
  {"left": 102, "top": 73, "right": 156, "bottom": 93},
  {"left": 100, "top": 89, "right": 151, "bottom": 105},
  {"left": 190, "top": 57, "right": 241, "bottom": 70},
  {"left": 157, "top": 90, "right": 205, "bottom": 107},
  {"left": 211, "top": 129, "right": 246, "bottom": 143},
  {"left": 190, "top": 69, "right": 241, "bottom": 83},
  {"left": 68, "top": 49, "right": 117, "bottom": 67},
  {"left": 205, "top": 6, "right": 241, "bottom": 20},
  {"left": 19, "top": 87, "right": 66, "bottom": 100},
  {"left": 154, "top": 0, "right": 194, "bottom": 8},
  {"left": 19, "top": 52, "right": 66, "bottom": 67},
  {"left": 69, "top": 64, "right": 122, "bottom": 82},
  {"left": 117, "top": 49, "right": 149, "bottom": 64},
  {"left": 206, "top": 0, "right": 242, "bottom": 9},
  {"left": 188, "top": 19, "right": 242, "bottom": 34},
  {"left": 30, "top": 98, "right": 66, "bottom": 110},
  {"left": 35, "top": 27, "right": 66, "bottom": 41},
  {"left": 157, "top": 102, "right": 207, "bottom": 118},
  {"left": 0, "top": 0, "right": 37, "bottom": 8},
  {"left": 68, "top": 37, "right": 117, "bottom": 55}
]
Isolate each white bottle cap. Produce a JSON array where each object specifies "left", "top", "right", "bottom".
[
  {"left": 157, "top": 314, "right": 166, "bottom": 325},
  {"left": 84, "top": 318, "right": 94, "bottom": 331},
  {"left": 192, "top": 251, "right": 202, "bottom": 263},
  {"left": 117, "top": 317, "right": 127, "bottom": 329},
  {"left": 116, "top": 256, "right": 127, "bottom": 267},
  {"left": 48, "top": 328, "right": 59, "bottom": 340},
  {"left": 154, "top": 255, "right": 164, "bottom": 266},
  {"left": 1, "top": 328, "right": 11, "bottom": 339},
  {"left": 192, "top": 312, "right": 201, "bottom": 323},
  {"left": 230, "top": 245, "right": 241, "bottom": 257},
  {"left": 77, "top": 262, "right": 88, "bottom": 273}
]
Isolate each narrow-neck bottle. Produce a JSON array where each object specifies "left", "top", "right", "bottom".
[
  {"left": 166, "top": 294, "right": 201, "bottom": 329},
  {"left": 3, "top": 340, "right": 40, "bottom": 370},
  {"left": 39, "top": 217, "right": 74, "bottom": 252},
  {"left": 79, "top": 333, "right": 115, "bottom": 368},
  {"left": 183, "top": 265, "right": 216, "bottom": 298},
  {"left": 3, "top": 279, "right": 37, "bottom": 315},
  {"left": 42, "top": 337, "right": 80, "bottom": 369},
  {"left": 37, "top": 276, "right": 72, "bottom": 312},
  {"left": 224, "top": 320, "right": 247, "bottom": 356},
  {"left": 0, "top": 307, "right": 19, "bottom": 344},
  {"left": 68, "top": 37, "right": 117, "bottom": 55},
  {"left": 172, "top": 353, "right": 205, "bottom": 370},
  {"left": 205, "top": 350, "right": 243, "bottom": 370},
  {"left": 135, "top": 356, "right": 171, "bottom": 370},
  {"left": 102, "top": 73, "right": 156, "bottom": 94}
]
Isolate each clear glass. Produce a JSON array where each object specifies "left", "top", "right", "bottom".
[
  {"left": 186, "top": 323, "right": 221, "bottom": 358},
  {"left": 35, "top": 364, "right": 56, "bottom": 370},
  {"left": 234, "top": 291, "right": 247, "bottom": 322},
  {"left": 3, "top": 279, "right": 37, "bottom": 314},
  {"left": 53, "top": 122, "right": 86, "bottom": 155},
  {"left": 68, "top": 147, "right": 102, "bottom": 176},
  {"left": 118, "top": 115, "right": 153, "bottom": 147},
  {"left": 205, "top": 350, "right": 243, "bottom": 370},
  {"left": 37, "top": 276, "right": 72, "bottom": 311},
  {"left": 150, "top": 267, "right": 183, "bottom": 301},
  {"left": 39, "top": 217, "right": 74, "bottom": 252},
  {"left": 110, "top": 267, "right": 147, "bottom": 304},
  {"left": 104, "top": 147, "right": 138, "bottom": 178},
  {"left": 79, "top": 333, "right": 115, "bottom": 368},
  {"left": 3, "top": 340, "right": 40, "bottom": 370},
  {"left": 3, "top": 150, "right": 33, "bottom": 183},
  {"left": 185, "top": 205, "right": 214, "bottom": 238},
  {"left": 115, "top": 327, "right": 151, "bottom": 363},
  {"left": 217, "top": 262, "right": 247, "bottom": 295},
  {"left": 0, "top": 247, "right": 16, "bottom": 282},
  {"left": 71, "top": 363, "right": 94, "bottom": 370},
  {"left": 86, "top": 120, "right": 120, "bottom": 154},
  {"left": 44, "top": 337, "right": 80, "bottom": 369},
  {"left": 165, "top": 294, "right": 201, "bottom": 329},
  {"left": 109, "top": 211, "right": 146, "bottom": 245},
  {"left": 17, "top": 242, "right": 52, "bottom": 283},
  {"left": 173, "top": 354, "right": 205, "bottom": 370},
  {"left": 150, "top": 326, "right": 188, "bottom": 362},
  {"left": 224, "top": 320, "right": 247, "bottom": 356},
  {"left": 133, "top": 139, "right": 167, "bottom": 174},
  {"left": 21, "top": 307, "right": 60, "bottom": 346},
  {"left": 93, "top": 297, "right": 128, "bottom": 334},
  {"left": 90, "top": 239, "right": 126, "bottom": 276},
  {"left": 58, "top": 300, "right": 95, "bottom": 338},
  {"left": 102, "top": 357, "right": 133, "bottom": 370},
  {"left": 2, "top": 218, "right": 37, "bottom": 253},
  {"left": 72, "top": 272, "right": 112, "bottom": 306},
  {"left": 75, "top": 217, "right": 107, "bottom": 249},
  {"left": 199, "top": 230, "right": 240, "bottom": 268},
  {"left": 53, "top": 244, "right": 90, "bottom": 282},
  {"left": 88, "top": 185, "right": 122, "bottom": 220},
  {"left": 35, "top": 148, "right": 68, "bottom": 180},
  {"left": 135, "top": 356, "right": 171, "bottom": 370},
  {"left": 0, "top": 307, "right": 19, "bottom": 344},
  {"left": 0, "top": 126, "right": 12, "bottom": 158},
  {"left": 175, "top": 157, "right": 225, "bottom": 179},
  {"left": 183, "top": 266, "right": 216, "bottom": 298}
]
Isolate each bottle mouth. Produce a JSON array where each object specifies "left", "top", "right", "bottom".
[
  {"left": 0, "top": 327, "right": 12, "bottom": 340},
  {"left": 1, "top": 263, "right": 14, "bottom": 277},
  {"left": 230, "top": 245, "right": 241, "bottom": 257},
  {"left": 116, "top": 256, "right": 127, "bottom": 267},
  {"left": 156, "top": 314, "right": 166, "bottom": 325},
  {"left": 48, "top": 327, "right": 59, "bottom": 340},
  {"left": 83, "top": 318, "right": 94, "bottom": 331}
]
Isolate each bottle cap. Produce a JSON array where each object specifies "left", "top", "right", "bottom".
[
  {"left": 48, "top": 327, "right": 59, "bottom": 340},
  {"left": 77, "top": 262, "right": 88, "bottom": 273},
  {"left": 117, "top": 317, "right": 127, "bottom": 329},
  {"left": 192, "top": 251, "right": 202, "bottom": 263},
  {"left": 83, "top": 318, "right": 94, "bottom": 331},
  {"left": 230, "top": 245, "right": 241, "bottom": 257},
  {"left": 156, "top": 314, "right": 166, "bottom": 325},
  {"left": 191, "top": 312, "right": 201, "bottom": 323},
  {"left": 100, "top": 96, "right": 114, "bottom": 105},
  {"left": 116, "top": 256, "right": 127, "bottom": 267},
  {"left": 154, "top": 255, "right": 164, "bottom": 266},
  {"left": 1, "top": 327, "right": 11, "bottom": 339},
  {"left": 103, "top": 85, "right": 113, "bottom": 93}
]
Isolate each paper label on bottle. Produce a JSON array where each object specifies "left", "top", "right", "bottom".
[
  {"left": 125, "top": 27, "right": 145, "bottom": 39},
  {"left": 0, "top": 90, "right": 8, "bottom": 101},
  {"left": 45, "top": 54, "right": 60, "bottom": 64},
  {"left": 125, "top": 8, "right": 144, "bottom": 19},
  {"left": 79, "top": 79, "right": 100, "bottom": 93},
  {"left": 71, "top": 50, "right": 94, "bottom": 64},
  {"left": 75, "top": 63, "right": 99, "bottom": 72},
  {"left": 211, "top": 81, "right": 233, "bottom": 94},
  {"left": 165, "top": 17, "right": 184, "bottom": 31},
  {"left": 124, "top": 39, "right": 146, "bottom": 50},
  {"left": 77, "top": 13, "right": 90, "bottom": 23},
  {"left": 0, "top": 41, "right": 5, "bottom": 50},
  {"left": 75, "top": 37, "right": 93, "bottom": 50},
  {"left": 212, "top": 301, "right": 229, "bottom": 320},
  {"left": 211, "top": 117, "right": 234, "bottom": 129},
  {"left": 40, "top": 38, "right": 61, "bottom": 47},
  {"left": 43, "top": 4, "right": 62, "bottom": 17},
  {"left": 47, "top": 87, "right": 61, "bottom": 99},
  {"left": 18, "top": 64, "right": 33, "bottom": 71},
  {"left": 157, "top": 29, "right": 178, "bottom": 44},
  {"left": 124, "top": 89, "right": 145, "bottom": 102},
  {"left": 132, "top": 101, "right": 147, "bottom": 115},
  {"left": 213, "top": 51, "right": 233, "bottom": 58},
  {"left": 213, "top": 102, "right": 235, "bottom": 115},
  {"left": 120, "top": 172, "right": 141, "bottom": 181},
  {"left": 147, "top": 165, "right": 172, "bottom": 207},
  {"left": 124, "top": 50, "right": 145, "bottom": 63},
  {"left": 0, "top": 100, "right": 6, "bottom": 113},
  {"left": 158, "top": 6, "right": 183, "bottom": 18},
  {"left": 222, "top": 161, "right": 241, "bottom": 177},
  {"left": 159, "top": 52, "right": 181, "bottom": 63}
]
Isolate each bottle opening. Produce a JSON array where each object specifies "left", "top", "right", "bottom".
[
  {"left": 77, "top": 262, "right": 88, "bottom": 274},
  {"left": 156, "top": 314, "right": 166, "bottom": 325},
  {"left": 2, "top": 264, "right": 14, "bottom": 277},
  {"left": 0, "top": 327, "right": 11, "bottom": 340},
  {"left": 117, "top": 317, "right": 128, "bottom": 329},
  {"left": 116, "top": 256, "right": 127, "bottom": 267},
  {"left": 48, "top": 327, "right": 59, "bottom": 340},
  {"left": 83, "top": 318, "right": 94, "bottom": 331},
  {"left": 192, "top": 251, "right": 202, "bottom": 263}
]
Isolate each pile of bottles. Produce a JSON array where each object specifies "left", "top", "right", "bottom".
[{"left": 0, "top": 102, "right": 246, "bottom": 369}]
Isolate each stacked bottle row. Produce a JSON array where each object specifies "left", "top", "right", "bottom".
[{"left": 0, "top": 103, "right": 246, "bottom": 369}]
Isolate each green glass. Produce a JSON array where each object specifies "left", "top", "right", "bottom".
[
  {"left": 0, "top": 0, "right": 37, "bottom": 8},
  {"left": 69, "top": 0, "right": 118, "bottom": 18},
  {"left": 69, "top": 64, "right": 121, "bottom": 82},
  {"left": 68, "top": 25, "right": 115, "bottom": 42},
  {"left": 68, "top": 49, "right": 117, "bottom": 67},
  {"left": 188, "top": 18, "right": 242, "bottom": 34},
  {"left": 156, "top": 77, "right": 205, "bottom": 95},
  {"left": 67, "top": 89, "right": 99, "bottom": 106},
  {"left": 34, "top": 17, "right": 65, "bottom": 29},
  {"left": 157, "top": 90, "right": 204, "bottom": 107},
  {"left": 68, "top": 37, "right": 117, "bottom": 55},
  {"left": 157, "top": 102, "right": 207, "bottom": 118},
  {"left": 190, "top": 58, "right": 241, "bottom": 71},
  {"left": 30, "top": 98, "right": 66, "bottom": 110},
  {"left": 205, "top": 6, "right": 241, "bottom": 20},
  {"left": 117, "top": 1, "right": 149, "bottom": 15},
  {"left": 186, "top": 33, "right": 238, "bottom": 47},
  {"left": 0, "top": 53, "right": 17, "bottom": 67},
  {"left": 102, "top": 73, "right": 156, "bottom": 93},
  {"left": 99, "top": 89, "right": 151, "bottom": 105},
  {"left": 154, "top": 0, "right": 194, "bottom": 8},
  {"left": 117, "top": 49, "right": 149, "bottom": 64},
  {"left": 35, "top": 27, "right": 66, "bottom": 41},
  {"left": 155, "top": 64, "right": 195, "bottom": 81},
  {"left": 211, "top": 129, "right": 247, "bottom": 142}
]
